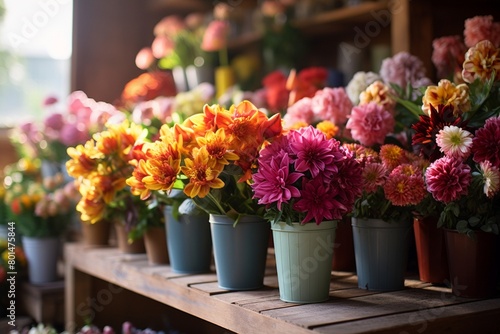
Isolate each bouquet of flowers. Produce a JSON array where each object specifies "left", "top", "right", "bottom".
[
  {"left": 65, "top": 119, "right": 164, "bottom": 240},
  {"left": 2, "top": 158, "right": 79, "bottom": 238},
  {"left": 411, "top": 38, "right": 500, "bottom": 236},
  {"left": 126, "top": 100, "right": 282, "bottom": 222},
  {"left": 251, "top": 125, "right": 363, "bottom": 225}
]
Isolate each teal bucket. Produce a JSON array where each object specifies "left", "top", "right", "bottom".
[
  {"left": 164, "top": 206, "right": 212, "bottom": 274},
  {"left": 352, "top": 217, "right": 412, "bottom": 291},
  {"left": 272, "top": 220, "right": 337, "bottom": 303},
  {"left": 209, "top": 214, "right": 270, "bottom": 290}
]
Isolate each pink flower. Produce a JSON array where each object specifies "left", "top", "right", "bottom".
[
  {"left": 252, "top": 153, "right": 302, "bottom": 211},
  {"left": 201, "top": 20, "right": 229, "bottom": 52},
  {"left": 60, "top": 123, "right": 90, "bottom": 146},
  {"left": 293, "top": 177, "right": 345, "bottom": 224},
  {"left": 464, "top": 15, "right": 500, "bottom": 48},
  {"left": 384, "top": 165, "right": 426, "bottom": 206},
  {"left": 154, "top": 15, "right": 186, "bottom": 37},
  {"left": 480, "top": 161, "right": 500, "bottom": 198},
  {"left": 43, "top": 95, "right": 58, "bottom": 106},
  {"left": 379, "top": 51, "right": 431, "bottom": 91},
  {"left": 425, "top": 156, "right": 471, "bottom": 203},
  {"left": 431, "top": 35, "right": 467, "bottom": 79},
  {"left": 135, "top": 47, "right": 155, "bottom": 70},
  {"left": 362, "top": 162, "right": 387, "bottom": 194},
  {"left": 151, "top": 35, "right": 175, "bottom": 59},
  {"left": 346, "top": 102, "right": 395, "bottom": 146},
  {"left": 44, "top": 113, "right": 65, "bottom": 131},
  {"left": 472, "top": 116, "right": 500, "bottom": 168},
  {"left": 289, "top": 126, "right": 343, "bottom": 178},
  {"left": 311, "top": 87, "right": 353, "bottom": 125},
  {"left": 436, "top": 125, "right": 473, "bottom": 159},
  {"left": 283, "top": 97, "right": 314, "bottom": 128}
]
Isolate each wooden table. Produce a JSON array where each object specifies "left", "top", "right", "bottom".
[{"left": 64, "top": 243, "right": 500, "bottom": 333}]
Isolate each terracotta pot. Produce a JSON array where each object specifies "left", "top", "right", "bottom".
[
  {"left": 144, "top": 226, "right": 169, "bottom": 265},
  {"left": 81, "top": 220, "right": 111, "bottom": 246},
  {"left": 331, "top": 217, "right": 356, "bottom": 271},
  {"left": 444, "top": 229, "right": 500, "bottom": 298},
  {"left": 114, "top": 222, "right": 146, "bottom": 254},
  {"left": 413, "top": 216, "right": 449, "bottom": 284}
]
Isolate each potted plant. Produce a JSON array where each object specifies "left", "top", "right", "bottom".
[
  {"left": 127, "top": 100, "right": 283, "bottom": 289},
  {"left": 251, "top": 125, "right": 363, "bottom": 303},
  {"left": 3, "top": 158, "right": 79, "bottom": 283},
  {"left": 410, "top": 38, "right": 500, "bottom": 298},
  {"left": 66, "top": 119, "right": 157, "bottom": 254}
]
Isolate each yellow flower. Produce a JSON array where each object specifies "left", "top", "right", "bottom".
[
  {"left": 462, "top": 40, "right": 500, "bottom": 84},
  {"left": 66, "top": 140, "right": 102, "bottom": 178},
  {"left": 141, "top": 140, "right": 182, "bottom": 192},
  {"left": 316, "top": 121, "right": 339, "bottom": 139},
  {"left": 181, "top": 147, "right": 224, "bottom": 198},
  {"left": 359, "top": 81, "right": 396, "bottom": 113},
  {"left": 421, "top": 79, "right": 471, "bottom": 117}
]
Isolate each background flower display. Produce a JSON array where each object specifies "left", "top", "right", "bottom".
[
  {"left": 2, "top": 158, "right": 79, "bottom": 238},
  {"left": 11, "top": 91, "right": 125, "bottom": 165}
]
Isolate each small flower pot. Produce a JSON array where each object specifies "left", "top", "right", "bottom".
[
  {"left": 22, "top": 236, "right": 60, "bottom": 284},
  {"left": 114, "top": 222, "right": 146, "bottom": 254},
  {"left": 144, "top": 225, "right": 169, "bottom": 265},
  {"left": 81, "top": 220, "right": 111, "bottom": 246}
]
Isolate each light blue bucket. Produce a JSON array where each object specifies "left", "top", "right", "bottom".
[
  {"left": 210, "top": 214, "right": 270, "bottom": 290},
  {"left": 164, "top": 206, "right": 212, "bottom": 274},
  {"left": 352, "top": 217, "right": 412, "bottom": 291},
  {"left": 272, "top": 220, "right": 337, "bottom": 303}
]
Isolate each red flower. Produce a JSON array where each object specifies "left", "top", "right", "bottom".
[{"left": 472, "top": 116, "right": 500, "bottom": 168}]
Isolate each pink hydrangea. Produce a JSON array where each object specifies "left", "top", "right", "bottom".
[
  {"left": 345, "top": 102, "right": 395, "bottom": 146},
  {"left": 379, "top": 52, "right": 431, "bottom": 91},
  {"left": 311, "top": 87, "right": 353, "bottom": 126},
  {"left": 425, "top": 156, "right": 471, "bottom": 203},
  {"left": 464, "top": 15, "right": 500, "bottom": 48},
  {"left": 431, "top": 35, "right": 467, "bottom": 79},
  {"left": 283, "top": 97, "right": 314, "bottom": 128},
  {"left": 201, "top": 20, "right": 229, "bottom": 52}
]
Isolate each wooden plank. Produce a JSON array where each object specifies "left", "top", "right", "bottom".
[
  {"left": 313, "top": 299, "right": 500, "bottom": 334},
  {"left": 261, "top": 288, "right": 472, "bottom": 329}
]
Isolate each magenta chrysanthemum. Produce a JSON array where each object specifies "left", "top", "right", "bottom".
[
  {"left": 293, "top": 178, "right": 346, "bottom": 225},
  {"left": 472, "top": 116, "right": 500, "bottom": 168},
  {"left": 346, "top": 102, "right": 395, "bottom": 146},
  {"left": 289, "top": 126, "right": 343, "bottom": 178},
  {"left": 251, "top": 154, "right": 302, "bottom": 211},
  {"left": 425, "top": 156, "right": 472, "bottom": 203}
]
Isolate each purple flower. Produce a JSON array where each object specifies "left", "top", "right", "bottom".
[
  {"left": 44, "top": 113, "right": 65, "bottom": 131},
  {"left": 379, "top": 51, "right": 431, "bottom": 91}
]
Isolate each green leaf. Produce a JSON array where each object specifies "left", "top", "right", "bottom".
[{"left": 456, "top": 219, "right": 469, "bottom": 233}]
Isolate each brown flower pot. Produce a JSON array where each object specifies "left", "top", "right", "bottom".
[
  {"left": 332, "top": 217, "right": 356, "bottom": 271},
  {"left": 444, "top": 229, "right": 500, "bottom": 298},
  {"left": 413, "top": 216, "right": 449, "bottom": 284},
  {"left": 114, "top": 222, "right": 146, "bottom": 254},
  {"left": 144, "top": 226, "right": 169, "bottom": 265},
  {"left": 81, "top": 220, "right": 111, "bottom": 246}
]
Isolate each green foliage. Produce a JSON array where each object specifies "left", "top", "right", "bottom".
[{"left": 352, "top": 188, "right": 413, "bottom": 224}]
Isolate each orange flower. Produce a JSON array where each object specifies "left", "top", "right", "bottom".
[
  {"left": 421, "top": 79, "right": 470, "bottom": 117},
  {"left": 316, "top": 121, "right": 339, "bottom": 139},
  {"left": 66, "top": 140, "right": 101, "bottom": 178},
  {"left": 126, "top": 160, "right": 152, "bottom": 200},
  {"left": 76, "top": 196, "right": 106, "bottom": 224},
  {"left": 181, "top": 147, "right": 224, "bottom": 198},
  {"left": 196, "top": 128, "right": 239, "bottom": 172},
  {"left": 140, "top": 140, "right": 182, "bottom": 193},
  {"left": 379, "top": 144, "right": 407, "bottom": 170}
]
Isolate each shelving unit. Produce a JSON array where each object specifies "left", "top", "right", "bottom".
[{"left": 65, "top": 243, "right": 500, "bottom": 334}]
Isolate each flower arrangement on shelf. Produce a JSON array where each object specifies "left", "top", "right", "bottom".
[
  {"left": 2, "top": 158, "right": 80, "bottom": 238},
  {"left": 251, "top": 125, "right": 363, "bottom": 226},
  {"left": 347, "top": 143, "right": 428, "bottom": 223},
  {"left": 10, "top": 91, "right": 125, "bottom": 165},
  {"left": 65, "top": 119, "right": 164, "bottom": 241},
  {"left": 126, "top": 100, "right": 283, "bottom": 223},
  {"left": 410, "top": 41, "right": 500, "bottom": 236}
]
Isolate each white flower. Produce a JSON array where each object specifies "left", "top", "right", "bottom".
[
  {"left": 436, "top": 125, "right": 473, "bottom": 159},
  {"left": 346, "top": 71, "right": 381, "bottom": 105}
]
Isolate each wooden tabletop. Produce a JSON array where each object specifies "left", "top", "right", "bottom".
[{"left": 64, "top": 243, "right": 500, "bottom": 334}]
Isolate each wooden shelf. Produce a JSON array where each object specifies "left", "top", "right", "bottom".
[
  {"left": 146, "top": 0, "right": 211, "bottom": 13},
  {"left": 292, "top": 0, "right": 390, "bottom": 35},
  {"left": 65, "top": 243, "right": 500, "bottom": 334}
]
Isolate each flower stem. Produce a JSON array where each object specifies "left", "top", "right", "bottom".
[{"left": 207, "top": 192, "right": 226, "bottom": 215}]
